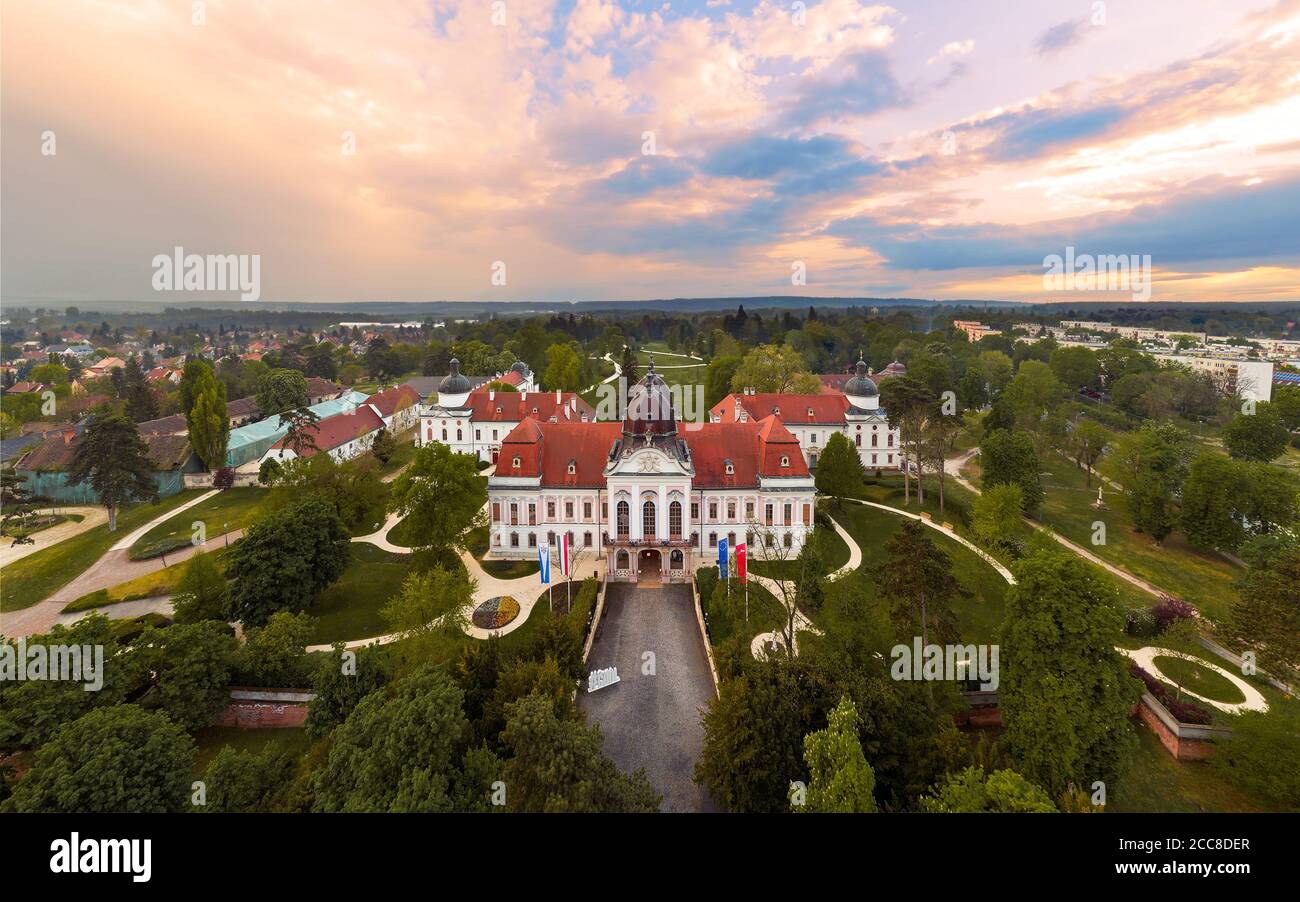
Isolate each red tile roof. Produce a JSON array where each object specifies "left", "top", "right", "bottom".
[
  {"left": 710, "top": 392, "right": 849, "bottom": 425},
  {"left": 466, "top": 389, "right": 594, "bottom": 424},
  {"left": 495, "top": 416, "right": 808, "bottom": 488},
  {"left": 366, "top": 383, "right": 420, "bottom": 418},
  {"left": 270, "top": 405, "right": 384, "bottom": 458}
]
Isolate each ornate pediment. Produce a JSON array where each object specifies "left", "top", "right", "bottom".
[{"left": 606, "top": 447, "right": 691, "bottom": 477}]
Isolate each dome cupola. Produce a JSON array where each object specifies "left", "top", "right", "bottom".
[
  {"left": 622, "top": 356, "right": 677, "bottom": 442},
  {"left": 437, "top": 358, "right": 472, "bottom": 406},
  {"left": 843, "top": 353, "right": 880, "bottom": 410}
]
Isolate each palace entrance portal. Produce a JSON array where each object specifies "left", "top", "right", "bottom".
[{"left": 638, "top": 549, "right": 662, "bottom": 584}]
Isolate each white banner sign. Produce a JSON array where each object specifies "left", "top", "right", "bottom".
[{"left": 587, "top": 666, "right": 620, "bottom": 693}]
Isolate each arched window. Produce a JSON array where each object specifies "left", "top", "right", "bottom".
[
  {"left": 670, "top": 549, "right": 683, "bottom": 569},
  {"left": 616, "top": 549, "right": 630, "bottom": 570},
  {"left": 456, "top": 429, "right": 462, "bottom": 441},
  {"left": 643, "top": 500, "right": 656, "bottom": 538},
  {"left": 616, "top": 500, "right": 630, "bottom": 536},
  {"left": 669, "top": 501, "right": 682, "bottom": 537}
]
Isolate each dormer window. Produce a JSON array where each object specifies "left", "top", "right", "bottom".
[
  {"left": 725, "top": 459, "right": 734, "bottom": 475},
  {"left": 780, "top": 456, "right": 790, "bottom": 467},
  {"left": 807, "top": 407, "right": 814, "bottom": 418},
  {"left": 512, "top": 456, "right": 521, "bottom": 468},
  {"left": 567, "top": 460, "right": 576, "bottom": 475},
  {"left": 496, "top": 406, "right": 502, "bottom": 415},
  {"left": 772, "top": 406, "right": 780, "bottom": 415}
]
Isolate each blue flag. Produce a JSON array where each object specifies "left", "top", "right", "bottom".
[
  {"left": 717, "top": 537, "right": 728, "bottom": 579},
  {"left": 539, "top": 545, "right": 550, "bottom": 585}
]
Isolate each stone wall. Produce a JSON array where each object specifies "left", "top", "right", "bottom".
[
  {"left": 1133, "top": 693, "right": 1233, "bottom": 761},
  {"left": 212, "top": 688, "right": 315, "bottom": 729}
]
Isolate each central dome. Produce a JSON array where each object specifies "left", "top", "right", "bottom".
[{"left": 623, "top": 357, "right": 677, "bottom": 440}]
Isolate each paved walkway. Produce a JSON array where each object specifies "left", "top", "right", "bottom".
[
  {"left": 309, "top": 509, "right": 602, "bottom": 650},
  {"left": 0, "top": 506, "right": 108, "bottom": 567},
  {"left": 1119, "top": 646, "right": 1268, "bottom": 714},
  {"left": 748, "top": 513, "right": 864, "bottom": 659},
  {"left": 0, "top": 491, "right": 241, "bottom": 638},
  {"left": 578, "top": 582, "right": 719, "bottom": 812},
  {"left": 750, "top": 499, "right": 1014, "bottom": 660},
  {"left": 944, "top": 448, "right": 1164, "bottom": 599}
]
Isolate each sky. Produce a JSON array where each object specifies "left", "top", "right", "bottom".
[{"left": 3, "top": 0, "right": 1299, "bottom": 305}]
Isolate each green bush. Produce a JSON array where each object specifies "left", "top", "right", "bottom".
[{"left": 130, "top": 536, "right": 193, "bottom": 561}]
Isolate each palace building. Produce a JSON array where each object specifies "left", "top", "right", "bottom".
[
  {"left": 417, "top": 359, "right": 593, "bottom": 464},
  {"left": 711, "top": 355, "right": 903, "bottom": 472},
  {"left": 486, "top": 360, "right": 816, "bottom": 583}
]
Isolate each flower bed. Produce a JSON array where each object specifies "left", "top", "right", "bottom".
[
  {"left": 1129, "top": 663, "right": 1213, "bottom": 725},
  {"left": 472, "top": 595, "right": 521, "bottom": 630}
]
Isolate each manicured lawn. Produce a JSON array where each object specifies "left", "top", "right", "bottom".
[
  {"left": 376, "top": 439, "right": 416, "bottom": 478},
  {"left": 1029, "top": 452, "right": 1242, "bottom": 622},
  {"left": 507, "top": 579, "right": 598, "bottom": 651},
  {"left": 698, "top": 567, "right": 785, "bottom": 649},
  {"left": 0, "top": 490, "right": 204, "bottom": 613},
  {"left": 192, "top": 726, "right": 311, "bottom": 775},
  {"left": 396, "top": 521, "right": 540, "bottom": 577},
  {"left": 64, "top": 549, "right": 230, "bottom": 613},
  {"left": 830, "top": 501, "right": 1010, "bottom": 644},
  {"left": 749, "top": 504, "right": 851, "bottom": 580},
  {"left": 636, "top": 344, "right": 706, "bottom": 386},
  {"left": 1152, "top": 655, "right": 1246, "bottom": 705},
  {"left": 128, "top": 487, "right": 269, "bottom": 560},
  {"left": 388, "top": 514, "right": 419, "bottom": 548},
  {"left": 307, "top": 543, "right": 413, "bottom": 645}
]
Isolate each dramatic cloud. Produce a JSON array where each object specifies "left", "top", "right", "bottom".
[{"left": 1, "top": 0, "right": 1298, "bottom": 303}]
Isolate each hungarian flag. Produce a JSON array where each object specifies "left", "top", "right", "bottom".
[
  {"left": 736, "top": 542, "right": 747, "bottom": 584},
  {"left": 558, "top": 533, "right": 571, "bottom": 578}
]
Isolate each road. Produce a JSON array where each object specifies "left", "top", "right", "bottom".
[{"left": 578, "top": 582, "right": 719, "bottom": 812}]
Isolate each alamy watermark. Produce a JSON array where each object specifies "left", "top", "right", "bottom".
[
  {"left": 593, "top": 376, "right": 705, "bottom": 426},
  {"left": 151, "top": 246, "right": 261, "bottom": 302},
  {"left": 890, "top": 638, "right": 999, "bottom": 691},
  {"left": 1, "top": 638, "right": 104, "bottom": 691},
  {"left": 1042, "top": 246, "right": 1151, "bottom": 302}
]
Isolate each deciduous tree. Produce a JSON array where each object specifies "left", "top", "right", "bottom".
[
  {"left": 67, "top": 412, "right": 160, "bottom": 530},
  {"left": 3, "top": 705, "right": 195, "bottom": 813},
  {"left": 796, "top": 696, "right": 877, "bottom": 813},
  {"left": 998, "top": 548, "right": 1139, "bottom": 797}
]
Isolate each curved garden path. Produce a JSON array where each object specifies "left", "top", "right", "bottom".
[
  {"left": 1, "top": 490, "right": 234, "bottom": 638},
  {"left": 749, "top": 515, "right": 861, "bottom": 659},
  {"left": 751, "top": 498, "right": 1016, "bottom": 661},
  {"left": 1120, "top": 646, "right": 1268, "bottom": 714},
  {"left": 311, "top": 508, "right": 600, "bottom": 650},
  {"left": 0, "top": 506, "right": 108, "bottom": 567},
  {"left": 944, "top": 448, "right": 1163, "bottom": 599}
]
